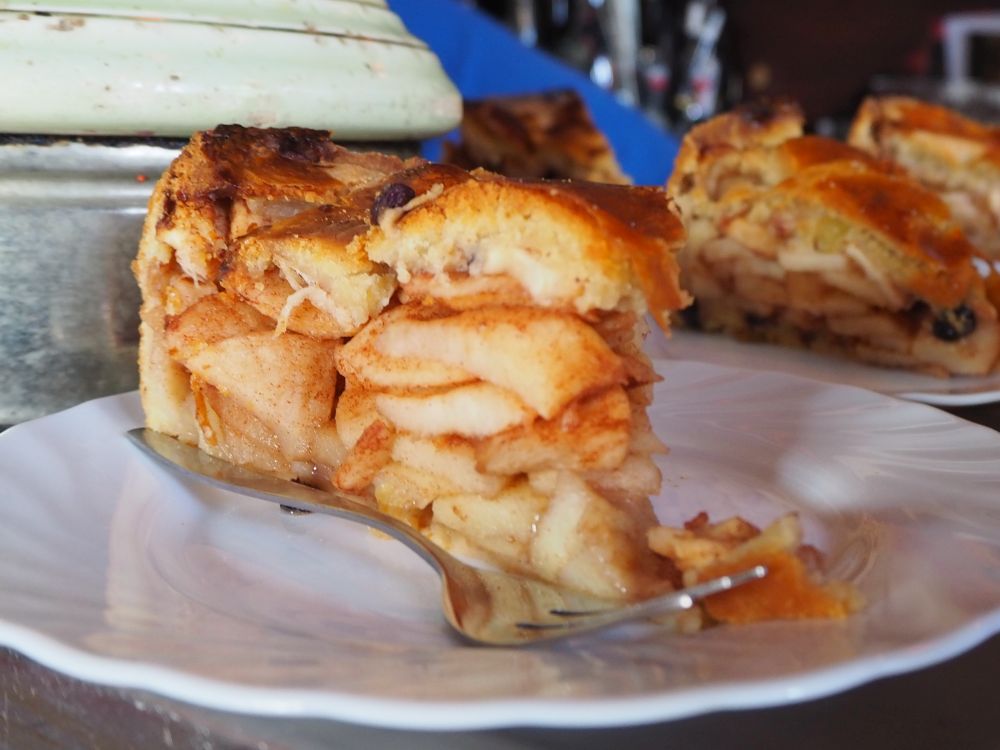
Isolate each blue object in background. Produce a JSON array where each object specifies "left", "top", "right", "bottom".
[{"left": 388, "top": 0, "right": 680, "bottom": 186}]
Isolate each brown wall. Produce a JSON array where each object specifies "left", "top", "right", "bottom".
[{"left": 725, "top": 0, "right": 996, "bottom": 120}]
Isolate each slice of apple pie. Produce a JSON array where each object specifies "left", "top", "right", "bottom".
[
  {"left": 442, "top": 89, "right": 630, "bottom": 184},
  {"left": 667, "top": 101, "right": 1000, "bottom": 376},
  {"left": 135, "top": 124, "right": 857, "bottom": 622},
  {"left": 849, "top": 96, "right": 1000, "bottom": 260}
]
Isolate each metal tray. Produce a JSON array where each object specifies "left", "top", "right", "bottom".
[{"left": 0, "top": 138, "right": 174, "bottom": 426}]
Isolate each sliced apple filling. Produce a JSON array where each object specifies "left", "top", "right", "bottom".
[{"left": 650, "top": 513, "right": 861, "bottom": 628}]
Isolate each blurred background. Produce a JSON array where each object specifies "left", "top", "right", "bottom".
[{"left": 463, "top": 0, "right": 1000, "bottom": 134}]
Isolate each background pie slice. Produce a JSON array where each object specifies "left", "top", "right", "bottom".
[
  {"left": 442, "top": 89, "right": 631, "bottom": 184},
  {"left": 667, "top": 102, "right": 1000, "bottom": 377}
]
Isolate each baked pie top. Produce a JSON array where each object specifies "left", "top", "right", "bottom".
[
  {"left": 669, "top": 102, "right": 982, "bottom": 309},
  {"left": 443, "top": 89, "right": 631, "bottom": 184},
  {"left": 145, "top": 126, "right": 688, "bottom": 335},
  {"left": 850, "top": 95, "right": 1000, "bottom": 169}
]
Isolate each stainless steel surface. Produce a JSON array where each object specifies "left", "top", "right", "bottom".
[
  {"left": 127, "top": 427, "right": 763, "bottom": 645},
  {"left": 0, "top": 139, "right": 175, "bottom": 426},
  {"left": 0, "top": 137, "right": 421, "bottom": 428}
]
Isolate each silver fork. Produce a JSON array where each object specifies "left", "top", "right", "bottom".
[{"left": 126, "top": 428, "right": 766, "bottom": 646}]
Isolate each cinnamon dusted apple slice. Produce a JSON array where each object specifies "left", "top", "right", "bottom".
[
  {"left": 374, "top": 383, "right": 535, "bottom": 438},
  {"left": 375, "top": 305, "right": 626, "bottom": 419},
  {"left": 473, "top": 386, "right": 632, "bottom": 474},
  {"left": 336, "top": 305, "right": 475, "bottom": 390},
  {"left": 166, "top": 293, "right": 338, "bottom": 463}
]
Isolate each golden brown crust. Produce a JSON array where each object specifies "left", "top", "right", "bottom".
[
  {"left": 670, "top": 102, "right": 892, "bottom": 206},
  {"left": 849, "top": 97, "right": 1000, "bottom": 259},
  {"left": 443, "top": 90, "right": 631, "bottom": 184},
  {"left": 675, "top": 99, "right": 805, "bottom": 156},
  {"left": 773, "top": 162, "right": 978, "bottom": 308},
  {"left": 192, "top": 125, "right": 416, "bottom": 202},
  {"left": 850, "top": 96, "right": 1000, "bottom": 160},
  {"left": 357, "top": 169, "right": 689, "bottom": 328},
  {"left": 148, "top": 126, "right": 414, "bottom": 284},
  {"left": 668, "top": 99, "right": 805, "bottom": 196},
  {"left": 142, "top": 126, "right": 688, "bottom": 332},
  {"left": 777, "top": 136, "right": 888, "bottom": 173}
]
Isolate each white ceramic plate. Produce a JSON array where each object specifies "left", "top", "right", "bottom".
[
  {"left": 648, "top": 329, "right": 1000, "bottom": 406},
  {"left": 2, "top": 361, "right": 1000, "bottom": 730}
]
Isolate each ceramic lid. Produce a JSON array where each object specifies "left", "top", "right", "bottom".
[{"left": 0, "top": 1, "right": 461, "bottom": 139}]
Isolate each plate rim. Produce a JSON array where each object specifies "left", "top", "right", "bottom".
[{"left": 1, "top": 609, "right": 999, "bottom": 730}]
